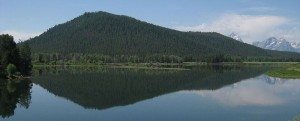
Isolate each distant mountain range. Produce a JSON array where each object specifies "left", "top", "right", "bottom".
[
  {"left": 253, "top": 37, "right": 300, "bottom": 53},
  {"left": 227, "top": 32, "right": 300, "bottom": 53}
]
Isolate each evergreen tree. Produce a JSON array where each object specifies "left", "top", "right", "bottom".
[
  {"left": 0, "top": 34, "right": 33, "bottom": 77},
  {"left": 0, "top": 34, "right": 20, "bottom": 70},
  {"left": 19, "top": 43, "right": 33, "bottom": 75}
]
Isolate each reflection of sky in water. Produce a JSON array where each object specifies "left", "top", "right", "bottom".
[
  {"left": 2, "top": 73, "right": 300, "bottom": 121},
  {"left": 190, "top": 75, "right": 300, "bottom": 107}
]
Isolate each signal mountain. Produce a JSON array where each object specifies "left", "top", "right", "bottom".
[{"left": 23, "top": 11, "right": 300, "bottom": 63}]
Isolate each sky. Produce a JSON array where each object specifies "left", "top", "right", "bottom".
[{"left": 0, "top": 0, "right": 299, "bottom": 44}]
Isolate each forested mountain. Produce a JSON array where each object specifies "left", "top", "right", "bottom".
[{"left": 24, "top": 11, "right": 300, "bottom": 63}]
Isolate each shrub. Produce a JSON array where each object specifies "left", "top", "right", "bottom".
[{"left": 6, "top": 64, "right": 18, "bottom": 77}]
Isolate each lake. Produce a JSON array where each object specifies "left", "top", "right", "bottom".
[{"left": 1, "top": 66, "right": 300, "bottom": 121}]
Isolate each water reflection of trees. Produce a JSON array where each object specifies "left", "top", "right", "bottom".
[
  {"left": 0, "top": 79, "right": 32, "bottom": 118},
  {"left": 33, "top": 66, "right": 270, "bottom": 110}
]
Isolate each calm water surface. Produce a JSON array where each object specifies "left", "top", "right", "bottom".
[{"left": 1, "top": 66, "right": 300, "bottom": 121}]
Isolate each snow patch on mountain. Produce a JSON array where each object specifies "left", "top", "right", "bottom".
[{"left": 228, "top": 32, "right": 243, "bottom": 42}]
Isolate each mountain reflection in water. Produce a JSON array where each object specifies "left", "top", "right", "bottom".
[
  {"left": 31, "top": 66, "right": 269, "bottom": 110},
  {"left": 2, "top": 66, "right": 300, "bottom": 121}
]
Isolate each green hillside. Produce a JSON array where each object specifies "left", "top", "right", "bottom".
[{"left": 24, "top": 11, "right": 300, "bottom": 63}]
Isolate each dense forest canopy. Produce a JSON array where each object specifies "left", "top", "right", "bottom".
[
  {"left": 23, "top": 11, "right": 300, "bottom": 63},
  {"left": 0, "top": 34, "right": 32, "bottom": 78}
]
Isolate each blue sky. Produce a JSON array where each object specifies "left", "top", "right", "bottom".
[{"left": 0, "top": 0, "right": 299, "bottom": 43}]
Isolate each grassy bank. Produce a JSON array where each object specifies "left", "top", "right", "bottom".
[
  {"left": 33, "top": 63, "right": 192, "bottom": 70},
  {"left": 266, "top": 64, "right": 300, "bottom": 78},
  {"left": 32, "top": 62, "right": 300, "bottom": 78},
  {"left": 33, "top": 62, "right": 300, "bottom": 67}
]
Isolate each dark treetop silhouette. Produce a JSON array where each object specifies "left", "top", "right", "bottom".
[{"left": 0, "top": 34, "right": 32, "bottom": 78}]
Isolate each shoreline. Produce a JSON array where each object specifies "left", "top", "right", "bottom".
[
  {"left": 33, "top": 62, "right": 300, "bottom": 66},
  {"left": 31, "top": 62, "right": 300, "bottom": 70}
]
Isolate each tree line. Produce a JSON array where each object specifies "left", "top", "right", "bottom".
[{"left": 31, "top": 52, "right": 300, "bottom": 65}]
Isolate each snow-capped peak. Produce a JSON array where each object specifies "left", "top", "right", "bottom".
[
  {"left": 253, "top": 37, "right": 299, "bottom": 53},
  {"left": 228, "top": 32, "right": 243, "bottom": 42}
]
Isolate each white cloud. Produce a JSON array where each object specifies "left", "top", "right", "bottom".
[
  {"left": 174, "top": 14, "right": 296, "bottom": 44},
  {"left": 270, "top": 27, "right": 300, "bottom": 43},
  {"left": 0, "top": 30, "right": 41, "bottom": 42}
]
